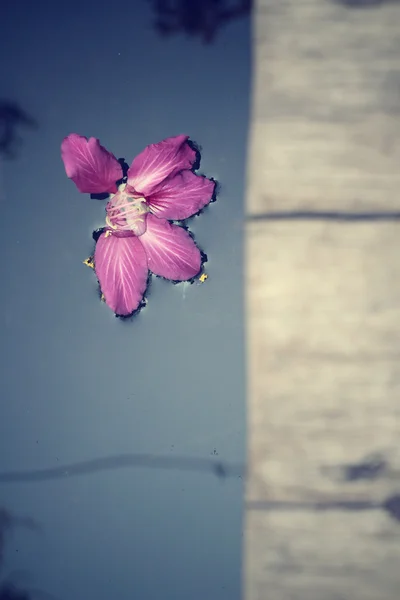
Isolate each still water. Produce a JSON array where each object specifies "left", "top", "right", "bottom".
[{"left": 0, "top": 2, "right": 250, "bottom": 598}]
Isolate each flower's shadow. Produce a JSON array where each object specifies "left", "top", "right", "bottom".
[{"left": 90, "top": 140, "right": 219, "bottom": 321}]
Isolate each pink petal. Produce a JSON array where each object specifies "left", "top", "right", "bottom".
[
  {"left": 126, "top": 135, "right": 196, "bottom": 197},
  {"left": 138, "top": 213, "right": 201, "bottom": 281},
  {"left": 61, "top": 134, "right": 122, "bottom": 194},
  {"left": 94, "top": 233, "right": 148, "bottom": 315},
  {"left": 147, "top": 170, "right": 215, "bottom": 220}
]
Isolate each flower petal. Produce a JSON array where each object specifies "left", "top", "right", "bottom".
[
  {"left": 61, "top": 134, "right": 122, "bottom": 194},
  {"left": 147, "top": 170, "right": 215, "bottom": 220},
  {"left": 138, "top": 213, "right": 201, "bottom": 281},
  {"left": 94, "top": 233, "right": 148, "bottom": 315},
  {"left": 126, "top": 135, "right": 196, "bottom": 196}
]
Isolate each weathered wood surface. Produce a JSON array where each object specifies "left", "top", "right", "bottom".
[
  {"left": 244, "top": 1, "right": 400, "bottom": 599},
  {"left": 247, "top": 0, "right": 400, "bottom": 214}
]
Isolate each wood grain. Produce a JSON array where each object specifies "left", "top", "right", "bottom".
[
  {"left": 247, "top": 0, "right": 400, "bottom": 214},
  {"left": 244, "top": 1, "right": 400, "bottom": 598}
]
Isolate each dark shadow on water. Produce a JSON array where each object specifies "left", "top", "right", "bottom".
[
  {"left": 0, "top": 453, "right": 245, "bottom": 483},
  {"left": 0, "top": 509, "right": 40, "bottom": 600},
  {"left": 0, "top": 584, "right": 31, "bottom": 600},
  {"left": 147, "top": 0, "right": 252, "bottom": 43},
  {"left": 0, "top": 101, "right": 37, "bottom": 159}
]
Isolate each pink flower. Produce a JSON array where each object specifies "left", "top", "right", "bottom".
[{"left": 61, "top": 134, "right": 215, "bottom": 316}]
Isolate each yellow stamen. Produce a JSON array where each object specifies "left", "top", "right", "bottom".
[
  {"left": 199, "top": 273, "right": 208, "bottom": 283},
  {"left": 83, "top": 256, "right": 94, "bottom": 269}
]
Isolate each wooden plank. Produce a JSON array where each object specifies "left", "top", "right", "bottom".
[
  {"left": 247, "top": 0, "right": 400, "bottom": 214},
  {"left": 244, "top": 1, "right": 400, "bottom": 598}
]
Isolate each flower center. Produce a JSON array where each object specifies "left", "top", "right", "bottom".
[{"left": 105, "top": 184, "right": 149, "bottom": 236}]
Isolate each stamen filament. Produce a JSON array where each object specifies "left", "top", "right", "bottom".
[{"left": 105, "top": 194, "right": 149, "bottom": 232}]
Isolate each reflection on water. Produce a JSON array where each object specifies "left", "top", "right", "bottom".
[
  {"left": 148, "top": 0, "right": 252, "bottom": 43},
  {"left": 0, "top": 509, "right": 38, "bottom": 600},
  {"left": 0, "top": 101, "right": 37, "bottom": 159},
  {"left": 0, "top": 453, "right": 245, "bottom": 483}
]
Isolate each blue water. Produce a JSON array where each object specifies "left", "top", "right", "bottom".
[{"left": 0, "top": 2, "right": 250, "bottom": 598}]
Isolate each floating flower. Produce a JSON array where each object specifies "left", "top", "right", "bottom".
[{"left": 61, "top": 134, "right": 215, "bottom": 316}]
